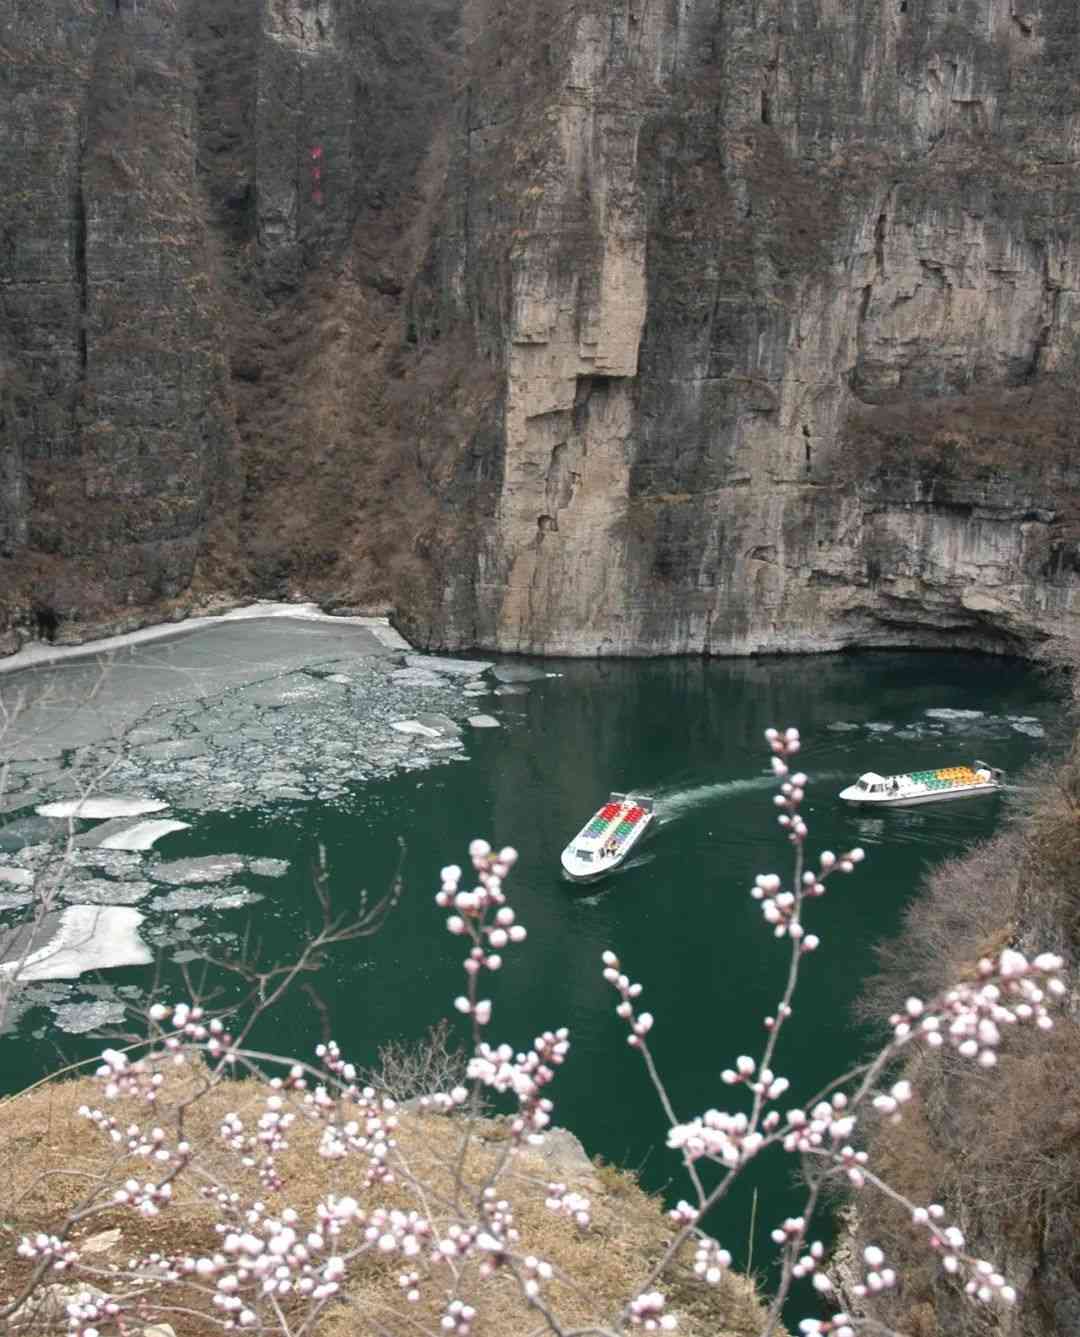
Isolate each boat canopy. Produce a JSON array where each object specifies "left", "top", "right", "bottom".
[{"left": 857, "top": 772, "right": 886, "bottom": 785}]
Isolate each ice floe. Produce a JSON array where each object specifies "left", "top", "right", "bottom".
[
  {"left": 0, "top": 906, "right": 152, "bottom": 981},
  {"left": 413, "top": 713, "right": 462, "bottom": 737},
  {"left": 495, "top": 684, "right": 529, "bottom": 696},
  {"left": 53, "top": 1000, "right": 127, "bottom": 1034},
  {"left": 35, "top": 797, "right": 168, "bottom": 820},
  {"left": 390, "top": 720, "right": 442, "bottom": 738},
  {"left": 924, "top": 708, "right": 984, "bottom": 721},
  {"left": 404, "top": 655, "right": 494, "bottom": 677},
  {"left": 59, "top": 879, "right": 153, "bottom": 905},
  {"left": 491, "top": 665, "right": 547, "bottom": 683},
  {"left": 468, "top": 715, "right": 500, "bottom": 728},
  {"left": 0, "top": 867, "right": 34, "bottom": 886},
  {"left": 149, "top": 887, "right": 263, "bottom": 913},
  {"left": 151, "top": 854, "right": 245, "bottom": 885},
  {"left": 100, "top": 819, "right": 191, "bottom": 851},
  {"left": 390, "top": 668, "right": 447, "bottom": 688},
  {"left": 249, "top": 858, "right": 289, "bottom": 878}
]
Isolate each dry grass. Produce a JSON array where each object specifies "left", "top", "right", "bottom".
[{"left": 0, "top": 1070, "right": 772, "bottom": 1337}]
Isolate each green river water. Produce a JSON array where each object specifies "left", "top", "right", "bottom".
[{"left": 0, "top": 644, "right": 1061, "bottom": 1302}]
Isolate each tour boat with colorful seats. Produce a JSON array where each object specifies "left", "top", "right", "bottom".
[
  {"left": 838, "top": 761, "right": 1005, "bottom": 808},
  {"left": 560, "top": 793, "right": 656, "bottom": 881}
]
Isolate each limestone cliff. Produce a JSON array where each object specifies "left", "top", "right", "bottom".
[
  {"left": 2, "top": 0, "right": 1080, "bottom": 658},
  {"left": 417, "top": 0, "right": 1080, "bottom": 655}
]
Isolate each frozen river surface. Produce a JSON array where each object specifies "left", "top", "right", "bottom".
[{"left": 0, "top": 605, "right": 503, "bottom": 1024}]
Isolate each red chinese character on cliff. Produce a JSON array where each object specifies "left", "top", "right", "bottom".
[{"left": 310, "top": 145, "right": 324, "bottom": 207}]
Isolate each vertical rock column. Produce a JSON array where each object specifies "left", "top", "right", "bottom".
[
  {"left": 0, "top": 0, "right": 101, "bottom": 572},
  {"left": 256, "top": 0, "right": 353, "bottom": 292},
  {"left": 76, "top": 1, "right": 234, "bottom": 608},
  {"left": 480, "top": 9, "right": 649, "bottom": 653}
]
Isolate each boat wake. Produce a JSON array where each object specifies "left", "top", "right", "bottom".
[
  {"left": 653, "top": 775, "right": 777, "bottom": 823},
  {"left": 653, "top": 772, "right": 848, "bottom": 825}
]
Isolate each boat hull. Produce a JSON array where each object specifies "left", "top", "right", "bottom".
[
  {"left": 839, "top": 761, "right": 1004, "bottom": 808},
  {"left": 560, "top": 821, "right": 652, "bottom": 881},
  {"left": 839, "top": 780, "right": 999, "bottom": 802}
]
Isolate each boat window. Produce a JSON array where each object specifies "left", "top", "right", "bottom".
[
  {"left": 577, "top": 849, "right": 593, "bottom": 862},
  {"left": 856, "top": 779, "right": 868, "bottom": 791}
]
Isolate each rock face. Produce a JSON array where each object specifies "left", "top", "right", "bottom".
[
  {"left": 418, "top": 0, "right": 1080, "bottom": 655},
  {"left": 2, "top": 0, "right": 1080, "bottom": 658},
  {"left": 0, "top": 0, "right": 238, "bottom": 638}
]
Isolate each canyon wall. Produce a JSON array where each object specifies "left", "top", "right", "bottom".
[
  {"left": 420, "top": 0, "right": 1080, "bottom": 655},
  {"left": 2, "top": 0, "right": 1080, "bottom": 657}
]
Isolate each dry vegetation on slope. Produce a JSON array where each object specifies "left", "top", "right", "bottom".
[{"left": 0, "top": 1070, "right": 770, "bottom": 1337}]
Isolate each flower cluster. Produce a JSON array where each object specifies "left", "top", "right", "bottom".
[
  {"left": 440, "top": 841, "right": 525, "bottom": 1024},
  {"left": 667, "top": 1109, "right": 764, "bottom": 1167},
  {"left": 16, "top": 1233, "right": 79, "bottom": 1269},
  {"left": 466, "top": 1029, "right": 570, "bottom": 1142},
  {"left": 849, "top": 1244, "right": 897, "bottom": 1299},
  {"left": 889, "top": 949, "right": 1066, "bottom": 1067},
  {"left": 629, "top": 1291, "right": 677, "bottom": 1330},
  {"left": 92, "top": 1047, "right": 165, "bottom": 1102},
  {"left": 600, "top": 951, "right": 653, "bottom": 1047},
  {"left": 766, "top": 727, "right": 807, "bottom": 844},
  {"left": 544, "top": 1182, "right": 591, "bottom": 1227}
]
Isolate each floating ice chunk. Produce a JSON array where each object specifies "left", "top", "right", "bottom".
[
  {"left": 100, "top": 820, "right": 191, "bottom": 851},
  {"left": 35, "top": 797, "right": 168, "bottom": 820},
  {"left": 53, "top": 1000, "right": 127, "bottom": 1034},
  {"left": 135, "top": 739, "right": 208, "bottom": 762},
  {"left": 0, "top": 906, "right": 152, "bottom": 981},
  {"left": 424, "top": 738, "right": 465, "bottom": 751},
  {"left": 151, "top": 855, "right": 246, "bottom": 886},
  {"left": 389, "top": 668, "right": 447, "bottom": 688},
  {"left": 60, "top": 879, "right": 153, "bottom": 906},
  {"left": 390, "top": 720, "right": 442, "bottom": 738},
  {"left": 404, "top": 655, "right": 494, "bottom": 678},
  {"left": 249, "top": 858, "right": 289, "bottom": 878},
  {"left": 491, "top": 665, "right": 547, "bottom": 684},
  {"left": 413, "top": 713, "right": 462, "bottom": 737},
  {"left": 1010, "top": 720, "right": 1045, "bottom": 737},
  {"left": 827, "top": 722, "right": 860, "bottom": 732},
  {"left": 71, "top": 849, "right": 143, "bottom": 877},
  {"left": 468, "top": 715, "right": 501, "bottom": 729},
  {"left": 494, "top": 684, "right": 529, "bottom": 696},
  {"left": 0, "top": 890, "right": 33, "bottom": 910},
  {"left": 924, "top": 708, "right": 984, "bottom": 721},
  {"left": 865, "top": 722, "right": 894, "bottom": 733},
  {"left": 149, "top": 886, "right": 263, "bottom": 913},
  {"left": 0, "top": 867, "right": 34, "bottom": 886},
  {"left": 327, "top": 674, "right": 352, "bottom": 684}
]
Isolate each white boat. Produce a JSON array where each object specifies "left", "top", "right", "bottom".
[
  {"left": 560, "top": 793, "right": 656, "bottom": 881},
  {"left": 839, "top": 761, "right": 1005, "bottom": 808}
]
